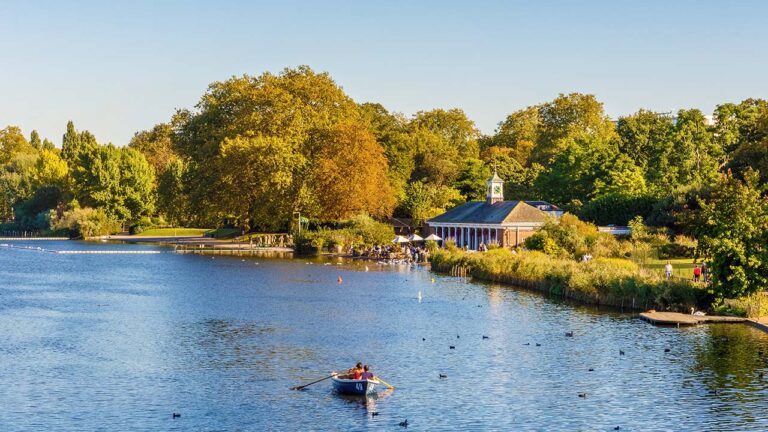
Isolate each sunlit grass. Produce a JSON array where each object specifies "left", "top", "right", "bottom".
[{"left": 134, "top": 228, "right": 209, "bottom": 236}]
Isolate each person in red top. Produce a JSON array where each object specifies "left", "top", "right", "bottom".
[
  {"left": 693, "top": 265, "right": 701, "bottom": 282},
  {"left": 340, "top": 362, "right": 363, "bottom": 379}
]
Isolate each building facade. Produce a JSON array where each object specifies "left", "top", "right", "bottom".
[{"left": 426, "top": 173, "right": 554, "bottom": 249}]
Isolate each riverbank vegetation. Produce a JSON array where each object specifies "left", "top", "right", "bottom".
[
  {"left": 2, "top": 66, "right": 768, "bottom": 301},
  {"left": 430, "top": 246, "right": 709, "bottom": 311}
]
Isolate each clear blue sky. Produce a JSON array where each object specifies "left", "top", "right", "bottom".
[{"left": 2, "top": 0, "right": 767, "bottom": 145}]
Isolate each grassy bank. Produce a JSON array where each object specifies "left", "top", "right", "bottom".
[
  {"left": 644, "top": 258, "right": 696, "bottom": 280},
  {"left": 430, "top": 247, "right": 711, "bottom": 311},
  {"left": 134, "top": 228, "right": 209, "bottom": 236}
]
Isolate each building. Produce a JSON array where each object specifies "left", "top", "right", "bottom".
[{"left": 426, "top": 172, "right": 555, "bottom": 249}]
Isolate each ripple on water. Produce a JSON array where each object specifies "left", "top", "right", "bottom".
[{"left": 2, "top": 245, "right": 768, "bottom": 430}]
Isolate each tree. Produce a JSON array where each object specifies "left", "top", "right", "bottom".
[
  {"left": 73, "top": 144, "right": 155, "bottom": 222},
  {"left": 308, "top": 122, "right": 395, "bottom": 220},
  {"left": 129, "top": 123, "right": 177, "bottom": 175},
  {"left": 174, "top": 66, "right": 364, "bottom": 225},
  {"left": 481, "top": 146, "right": 541, "bottom": 199},
  {"left": 360, "top": 103, "right": 414, "bottom": 202},
  {"left": 0, "top": 126, "right": 35, "bottom": 165},
  {"left": 694, "top": 170, "right": 768, "bottom": 299},
  {"left": 615, "top": 110, "right": 675, "bottom": 190},
  {"left": 454, "top": 158, "right": 491, "bottom": 201},
  {"left": 29, "top": 130, "right": 42, "bottom": 150},
  {"left": 217, "top": 135, "right": 304, "bottom": 231},
  {"left": 409, "top": 108, "right": 480, "bottom": 160},
  {"left": 482, "top": 107, "right": 539, "bottom": 165},
  {"left": 401, "top": 181, "right": 463, "bottom": 225},
  {"left": 724, "top": 103, "right": 768, "bottom": 183},
  {"left": 534, "top": 135, "right": 616, "bottom": 208},
  {"left": 530, "top": 93, "right": 616, "bottom": 165},
  {"left": 61, "top": 121, "right": 97, "bottom": 164},
  {"left": 157, "top": 159, "right": 189, "bottom": 226},
  {"left": 669, "top": 109, "right": 721, "bottom": 188}
]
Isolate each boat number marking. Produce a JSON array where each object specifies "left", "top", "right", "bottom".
[{"left": 356, "top": 383, "right": 363, "bottom": 391}]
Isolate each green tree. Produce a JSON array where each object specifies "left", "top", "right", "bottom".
[
  {"left": 218, "top": 135, "right": 303, "bottom": 230},
  {"left": 156, "top": 158, "right": 189, "bottom": 225},
  {"left": 0, "top": 126, "right": 35, "bottom": 165},
  {"left": 61, "top": 121, "right": 97, "bottom": 164},
  {"left": 694, "top": 170, "right": 768, "bottom": 299},
  {"left": 401, "top": 181, "right": 463, "bottom": 225},
  {"left": 174, "top": 66, "right": 365, "bottom": 226},
  {"left": 482, "top": 106, "right": 539, "bottom": 165},
  {"left": 73, "top": 144, "right": 155, "bottom": 222},
  {"left": 534, "top": 135, "right": 616, "bottom": 208},
  {"left": 454, "top": 158, "right": 491, "bottom": 201},
  {"left": 29, "top": 130, "right": 42, "bottom": 150},
  {"left": 615, "top": 110, "right": 675, "bottom": 190},
  {"left": 129, "top": 123, "right": 177, "bottom": 175}
]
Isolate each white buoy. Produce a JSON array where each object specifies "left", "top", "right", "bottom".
[
  {"left": 365, "top": 265, "right": 369, "bottom": 272},
  {"left": 418, "top": 290, "right": 422, "bottom": 303}
]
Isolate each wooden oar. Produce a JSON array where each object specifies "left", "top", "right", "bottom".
[
  {"left": 291, "top": 373, "right": 337, "bottom": 390},
  {"left": 375, "top": 376, "right": 395, "bottom": 390}
]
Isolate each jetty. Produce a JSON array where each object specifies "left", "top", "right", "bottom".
[{"left": 639, "top": 311, "right": 746, "bottom": 326}]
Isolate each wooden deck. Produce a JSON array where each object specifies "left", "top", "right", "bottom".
[{"left": 640, "top": 311, "right": 747, "bottom": 326}]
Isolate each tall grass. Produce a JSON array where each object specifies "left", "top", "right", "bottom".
[{"left": 430, "top": 248, "right": 711, "bottom": 311}]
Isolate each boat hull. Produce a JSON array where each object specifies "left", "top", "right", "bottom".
[{"left": 331, "top": 376, "right": 378, "bottom": 395}]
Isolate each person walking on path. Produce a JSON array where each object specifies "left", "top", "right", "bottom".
[
  {"left": 664, "top": 262, "right": 673, "bottom": 280},
  {"left": 693, "top": 265, "right": 702, "bottom": 282}
]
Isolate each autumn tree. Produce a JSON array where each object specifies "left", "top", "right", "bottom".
[{"left": 309, "top": 122, "right": 395, "bottom": 220}]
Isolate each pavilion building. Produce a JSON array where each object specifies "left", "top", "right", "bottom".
[{"left": 426, "top": 172, "right": 553, "bottom": 249}]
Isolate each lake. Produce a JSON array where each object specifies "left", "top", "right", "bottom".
[{"left": 2, "top": 240, "right": 768, "bottom": 431}]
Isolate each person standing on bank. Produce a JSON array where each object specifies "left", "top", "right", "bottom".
[{"left": 664, "top": 262, "right": 673, "bottom": 280}]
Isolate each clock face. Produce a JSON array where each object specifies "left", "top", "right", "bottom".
[{"left": 493, "top": 185, "right": 501, "bottom": 194}]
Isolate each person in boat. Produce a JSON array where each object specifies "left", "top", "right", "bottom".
[
  {"left": 360, "top": 365, "right": 374, "bottom": 380},
  {"left": 341, "top": 362, "right": 364, "bottom": 379}
]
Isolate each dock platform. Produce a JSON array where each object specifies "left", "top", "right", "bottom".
[{"left": 640, "top": 311, "right": 746, "bottom": 326}]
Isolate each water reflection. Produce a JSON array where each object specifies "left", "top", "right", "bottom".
[{"left": 2, "top": 241, "right": 768, "bottom": 430}]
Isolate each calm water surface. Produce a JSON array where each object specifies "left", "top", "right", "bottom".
[{"left": 2, "top": 241, "right": 768, "bottom": 431}]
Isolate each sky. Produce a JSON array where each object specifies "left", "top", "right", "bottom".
[{"left": 2, "top": 0, "right": 767, "bottom": 146}]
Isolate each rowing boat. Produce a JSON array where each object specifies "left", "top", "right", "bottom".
[{"left": 331, "top": 373, "right": 381, "bottom": 395}]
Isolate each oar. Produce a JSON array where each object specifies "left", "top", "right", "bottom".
[
  {"left": 291, "top": 373, "right": 337, "bottom": 390},
  {"left": 375, "top": 376, "right": 395, "bottom": 390}
]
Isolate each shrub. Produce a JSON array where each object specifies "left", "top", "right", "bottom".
[
  {"left": 429, "top": 247, "right": 707, "bottom": 311},
  {"left": 50, "top": 207, "right": 122, "bottom": 239}
]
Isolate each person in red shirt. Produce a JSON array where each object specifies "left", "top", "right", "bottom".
[
  {"left": 340, "top": 362, "right": 363, "bottom": 379},
  {"left": 693, "top": 265, "right": 701, "bottom": 282}
]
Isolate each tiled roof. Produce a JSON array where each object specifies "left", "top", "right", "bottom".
[{"left": 427, "top": 201, "right": 548, "bottom": 224}]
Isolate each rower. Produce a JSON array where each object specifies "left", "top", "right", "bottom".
[{"left": 361, "top": 365, "right": 374, "bottom": 380}]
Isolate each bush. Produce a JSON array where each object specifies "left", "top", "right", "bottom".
[
  {"left": 657, "top": 242, "right": 695, "bottom": 259},
  {"left": 50, "top": 207, "right": 122, "bottom": 239},
  {"left": 294, "top": 214, "right": 394, "bottom": 255},
  {"left": 579, "top": 193, "right": 659, "bottom": 226},
  {"left": 429, "top": 247, "right": 708, "bottom": 311},
  {"left": 525, "top": 213, "right": 625, "bottom": 259}
]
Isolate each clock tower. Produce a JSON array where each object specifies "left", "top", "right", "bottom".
[{"left": 487, "top": 171, "right": 504, "bottom": 204}]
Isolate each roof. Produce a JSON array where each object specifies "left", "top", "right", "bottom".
[
  {"left": 524, "top": 201, "right": 562, "bottom": 212},
  {"left": 489, "top": 171, "right": 503, "bottom": 182},
  {"left": 427, "top": 201, "right": 548, "bottom": 225}
]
